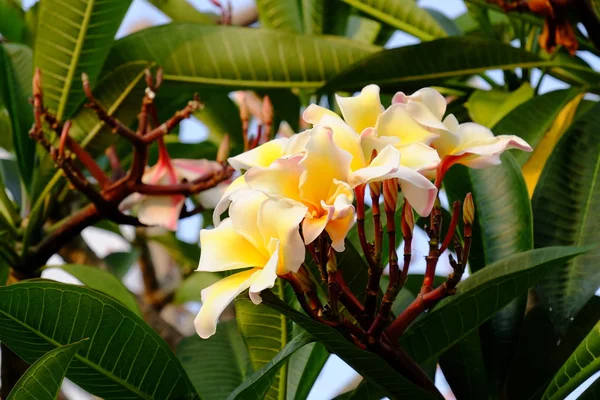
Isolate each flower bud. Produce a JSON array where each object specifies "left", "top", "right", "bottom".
[
  {"left": 33, "top": 68, "right": 43, "bottom": 97},
  {"left": 463, "top": 192, "right": 475, "bottom": 225},
  {"left": 401, "top": 201, "right": 414, "bottom": 239},
  {"left": 383, "top": 178, "right": 399, "bottom": 214}
]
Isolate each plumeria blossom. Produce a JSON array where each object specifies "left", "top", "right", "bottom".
[
  {"left": 195, "top": 190, "right": 306, "bottom": 339},
  {"left": 244, "top": 127, "right": 355, "bottom": 251},
  {"left": 120, "top": 144, "right": 223, "bottom": 230}
]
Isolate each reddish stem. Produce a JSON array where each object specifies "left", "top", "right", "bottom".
[{"left": 439, "top": 200, "right": 461, "bottom": 254}]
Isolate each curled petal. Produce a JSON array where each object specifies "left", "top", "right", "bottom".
[
  {"left": 335, "top": 84, "right": 384, "bottom": 133},
  {"left": 302, "top": 213, "right": 332, "bottom": 246},
  {"left": 172, "top": 159, "right": 223, "bottom": 181},
  {"left": 248, "top": 240, "right": 280, "bottom": 304},
  {"left": 136, "top": 194, "right": 185, "bottom": 231},
  {"left": 456, "top": 135, "right": 532, "bottom": 168},
  {"left": 347, "top": 145, "right": 401, "bottom": 187},
  {"left": 396, "top": 143, "right": 441, "bottom": 172},
  {"left": 228, "top": 139, "right": 287, "bottom": 171},
  {"left": 390, "top": 166, "right": 438, "bottom": 217},
  {"left": 302, "top": 104, "right": 339, "bottom": 125},
  {"left": 376, "top": 104, "right": 439, "bottom": 146},
  {"left": 245, "top": 155, "right": 304, "bottom": 202},
  {"left": 198, "top": 218, "right": 267, "bottom": 272},
  {"left": 195, "top": 269, "right": 259, "bottom": 339},
  {"left": 392, "top": 87, "right": 447, "bottom": 123},
  {"left": 212, "top": 175, "right": 252, "bottom": 226},
  {"left": 325, "top": 207, "right": 356, "bottom": 252}
]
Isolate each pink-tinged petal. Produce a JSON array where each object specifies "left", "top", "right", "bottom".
[
  {"left": 198, "top": 218, "right": 267, "bottom": 272},
  {"left": 283, "top": 130, "right": 311, "bottom": 154},
  {"left": 335, "top": 84, "right": 384, "bottom": 133},
  {"left": 257, "top": 198, "right": 307, "bottom": 274},
  {"left": 325, "top": 206, "right": 356, "bottom": 252},
  {"left": 298, "top": 126, "right": 352, "bottom": 207},
  {"left": 393, "top": 88, "right": 447, "bottom": 121},
  {"left": 248, "top": 239, "right": 280, "bottom": 304},
  {"left": 228, "top": 191, "right": 271, "bottom": 256},
  {"left": 245, "top": 155, "right": 304, "bottom": 203},
  {"left": 347, "top": 145, "right": 401, "bottom": 187},
  {"left": 171, "top": 159, "right": 222, "bottom": 182},
  {"left": 457, "top": 135, "right": 532, "bottom": 168},
  {"left": 228, "top": 139, "right": 287, "bottom": 171},
  {"left": 136, "top": 194, "right": 185, "bottom": 231},
  {"left": 302, "top": 104, "right": 340, "bottom": 125},
  {"left": 389, "top": 166, "right": 438, "bottom": 217},
  {"left": 142, "top": 162, "right": 170, "bottom": 185},
  {"left": 396, "top": 143, "right": 441, "bottom": 172},
  {"left": 314, "top": 115, "right": 366, "bottom": 171},
  {"left": 195, "top": 268, "right": 259, "bottom": 338},
  {"left": 302, "top": 213, "right": 331, "bottom": 246},
  {"left": 376, "top": 104, "right": 439, "bottom": 146}
]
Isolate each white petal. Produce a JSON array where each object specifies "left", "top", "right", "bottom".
[
  {"left": 212, "top": 175, "right": 251, "bottom": 226},
  {"left": 248, "top": 239, "right": 280, "bottom": 304},
  {"left": 335, "top": 84, "right": 384, "bottom": 133},
  {"left": 136, "top": 195, "right": 185, "bottom": 231},
  {"left": 194, "top": 269, "right": 259, "bottom": 338},
  {"left": 347, "top": 145, "right": 401, "bottom": 187},
  {"left": 229, "top": 191, "right": 270, "bottom": 253},
  {"left": 302, "top": 104, "right": 340, "bottom": 125},
  {"left": 228, "top": 139, "right": 288, "bottom": 171},
  {"left": 396, "top": 143, "right": 441, "bottom": 172},
  {"left": 198, "top": 218, "right": 267, "bottom": 272},
  {"left": 376, "top": 104, "right": 439, "bottom": 146},
  {"left": 389, "top": 166, "right": 438, "bottom": 217}
]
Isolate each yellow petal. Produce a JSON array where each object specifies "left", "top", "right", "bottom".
[
  {"left": 302, "top": 213, "right": 331, "bottom": 246},
  {"left": 347, "top": 145, "right": 401, "bottom": 187},
  {"left": 245, "top": 155, "right": 304, "bottom": 203},
  {"left": 195, "top": 269, "right": 259, "bottom": 338},
  {"left": 393, "top": 88, "right": 447, "bottom": 127},
  {"left": 228, "top": 139, "right": 287, "bottom": 171},
  {"left": 248, "top": 240, "right": 280, "bottom": 304},
  {"left": 303, "top": 104, "right": 339, "bottom": 124},
  {"left": 198, "top": 218, "right": 267, "bottom": 272},
  {"left": 325, "top": 209, "right": 355, "bottom": 252},
  {"left": 376, "top": 104, "right": 439, "bottom": 146},
  {"left": 229, "top": 191, "right": 270, "bottom": 255},
  {"left": 389, "top": 166, "right": 438, "bottom": 217},
  {"left": 212, "top": 175, "right": 251, "bottom": 226},
  {"left": 396, "top": 143, "right": 440, "bottom": 172},
  {"left": 335, "top": 84, "right": 384, "bottom": 133}
]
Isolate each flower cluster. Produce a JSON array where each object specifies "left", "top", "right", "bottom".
[{"left": 194, "top": 85, "right": 531, "bottom": 339}]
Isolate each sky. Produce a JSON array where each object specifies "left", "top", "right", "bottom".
[{"left": 16, "top": 0, "right": 600, "bottom": 398}]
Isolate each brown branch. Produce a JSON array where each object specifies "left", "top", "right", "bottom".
[{"left": 421, "top": 202, "right": 442, "bottom": 295}]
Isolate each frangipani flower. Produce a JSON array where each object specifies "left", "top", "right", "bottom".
[
  {"left": 120, "top": 150, "right": 223, "bottom": 230},
  {"left": 195, "top": 190, "right": 306, "bottom": 339},
  {"left": 432, "top": 114, "right": 533, "bottom": 184},
  {"left": 245, "top": 127, "right": 355, "bottom": 251}
]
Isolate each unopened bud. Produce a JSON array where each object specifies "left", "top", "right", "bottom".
[
  {"left": 155, "top": 67, "right": 164, "bottom": 89},
  {"left": 401, "top": 201, "right": 415, "bottom": 238},
  {"left": 463, "top": 192, "right": 475, "bottom": 225},
  {"left": 326, "top": 248, "right": 337, "bottom": 273},
  {"left": 261, "top": 95, "right": 273, "bottom": 124},
  {"left": 240, "top": 96, "right": 249, "bottom": 122},
  {"left": 81, "top": 72, "right": 92, "bottom": 97},
  {"left": 369, "top": 181, "right": 381, "bottom": 199},
  {"left": 33, "top": 68, "right": 43, "bottom": 97},
  {"left": 217, "top": 134, "right": 230, "bottom": 163},
  {"left": 383, "top": 178, "right": 399, "bottom": 213}
]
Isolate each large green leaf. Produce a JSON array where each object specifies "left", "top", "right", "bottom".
[
  {"left": 146, "top": 0, "right": 217, "bottom": 24},
  {"left": 542, "top": 321, "right": 600, "bottom": 400},
  {"left": 532, "top": 102, "right": 600, "bottom": 335},
  {"left": 503, "top": 297, "right": 600, "bottom": 400},
  {"left": 493, "top": 88, "right": 581, "bottom": 166},
  {"left": 301, "top": 0, "right": 326, "bottom": 35},
  {"left": 256, "top": 0, "right": 303, "bottom": 33},
  {"left": 0, "top": 43, "right": 34, "bottom": 188},
  {"left": 177, "top": 320, "right": 249, "bottom": 400},
  {"left": 227, "top": 332, "right": 313, "bottom": 400},
  {"left": 400, "top": 246, "right": 587, "bottom": 365},
  {"left": 103, "top": 24, "right": 378, "bottom": 90},
  {"left": 7, "top": 341, "right": 85, "bottom": 400},
  {"left": 54, "top": 264, "right": 141, "bottom": 317},
  {"left": 323, "top": 37, "right": 600, "bottom": 92},
  {"left": 0, "top": 281, "right": 197, "bottom": 399},
  {"left": 33, "top": 0, "right": 132, "bottom": 120},
  {"left": 286, "top": 341, "right": 329, "bottom": 400},
  {"left": 465, "top": 83, "right": 533, "bottom": 128},
  {"left": 235, "top": 281, "right": 293, "bottom": 400},
  {"left": 261, "top": 291, "right": 437, "bottom": 399},
  {"left": 0, "top": 0, "right": 26, "bottom": 43},
  {"left": 333, "top": 380, "right": 386, "bottom": 400},
  {"left": 340, "top": 0, "right": 448, "bottom": 40}
]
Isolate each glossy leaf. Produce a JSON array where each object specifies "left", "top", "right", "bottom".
[
  {"left": 323, "top": 37, "right": 600, "bottom": 92},
  {"left": 235, "top": 281, "right": 293, "bottom": 400},
  {"left": 0, "top": 43, "right": 34, "bottom": 188},
  {"left": 400, "top": 246, "right": 587, "bottom": 365},
  {"left": 147, "top": 0, "right": 217, "bottom": 24},
  {"left": 334, "top": 380, "right": 386, "bottom": 400},
  {"left": 532, "top": 101, "right": 600, "bottom": 334},
  {"left": 104, "top": 24, "right": 378, "bottom": 90},
  {"left": 261, "top": 291, "right": 437, "bottom": 399},
  {"left": 0, "top": 281, "right": 197, "bottom": 399},
  {"left": 301, "top": 0, "right": 326, "bottom": 35},
  {"left": 177, "top": 320, "right": 249, "bottom": 400},
  {"left": 340, "top": 0, "right": 448, "bottom": 40},
  {"left": 55, "top": 264, "right": 141, "bottom": 317},
  {"left": 465, "top": 83, "right": 533, "bottom": 128},
  {"left": 256, "top": 0, "right": 303, "bottom": 33},
  {"left": 0, "top": 0, "right": 26, "bottom": 43},
  {"left": 227, "top": 332, "right": 313, "bottom": 400},
  {"left": 33, "top": 0, "right": 132, "bottom": 120},
  {"left": 542, "top": 322, "right": 600, "bottom": 400},
  {"left": 286, "top": 341, "right": 329, "bottom": 400},
  {"left": 104, "top": 250, "right": 139, "bottom": 280},
  {"left": 7, "top": 341, "right": 85, "bottom": 400}
]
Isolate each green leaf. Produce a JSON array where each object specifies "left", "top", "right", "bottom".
[
  {"left": 323, "top": 37, "right": 600, "bottom": 92},
  {"left": 54, "top": 264, "right": 141, "bottom": 317},
  {"left": 256, "top": 0, "right": 303, "bottom": 33},
  {"left": 177, "top": 320, "right": 249, "bottom": 400},
  {"left": 0, "top": 0, "right": 26, "bottom": 43},
  {"left": 174, "top": 272, "right": 222, "bottom": 304},
  {"left": 235, "top": 281, "right": 293, "bottom": 400},
  {"left": 228, "top": 331, "right": 313, "bottom": 400},
  {"left": 286, "top": 341, "right": 329, "bottom": 400},
  {"left": 542, "top": 322, "right": 600, "bottom": 400},
  {"left": 103, "top": 250, "right": 139, "bottom": 280},
  {"left": 33, "top": 0, "right": 132, "bottom": 120},
  {"left": 192, "top": 90, "right": 243, "bottom": 153},
  {"left": 148, "top": 138, "right": 219, "bottom": 165},
  {"left": 493, "top": 88, "right": 581, "bottom": 166},
  {"left": 0, "top": 280, "right": 197, "bottom": 399},
  {"left": 339, "top": 0, "right": 448, "bottom": 40},
  {"left": 465, "top": 83, "right": 533, "bottom": 128},
  {"left": 149, "top": 232, "right": 200, "bottom": 273},
  {"left": 0, "top": 43, "right": 34, "bottom": 189},
  {"left": 301, "top": 0, "right": 326, "bottom": 35},
  {"left": 503, "top": 297, "right": 600, "bottom": 400},
  {"left": 146, "top": 0, "right": 218, "bottom": 24},
  {"left": 7, "top": 340, "right": 86, "bottom": 400},
  {"left": 345, "top": 14, "right": 383, "bottom": 44},
  {"left": 333, "top": 379, "right": 386, "bottom": 400},
  {"left": 103, "top": 24, "right": 378, "bottom": 90},
  {"left": 400, "top": 246, "right": 587, "bottom": 365},
  {"left": 261, "top": 291, "right": 437, "bottom": 399},
  {"left": 532, "top": 101, "right": 600, "bottom": 334}
]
